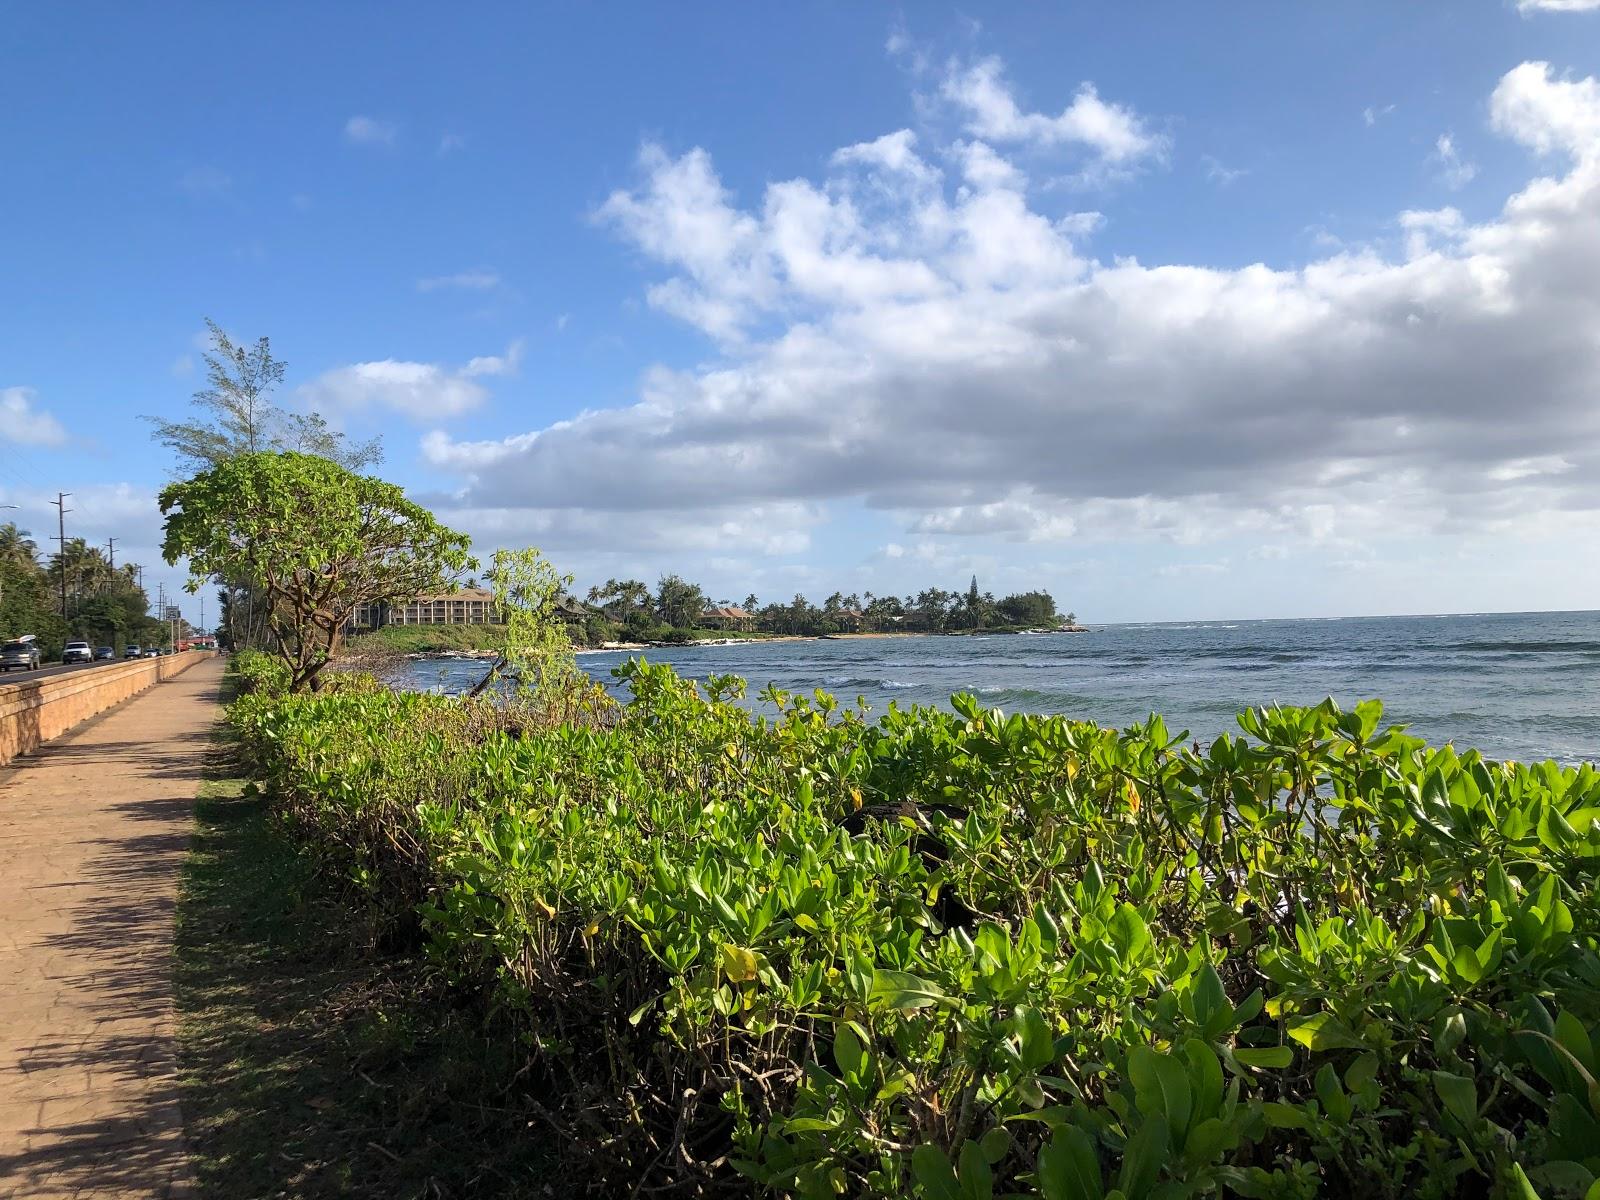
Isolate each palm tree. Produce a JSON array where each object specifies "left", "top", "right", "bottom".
[{"left": 0, "top": 522, "right": 37, "bottom": 570}]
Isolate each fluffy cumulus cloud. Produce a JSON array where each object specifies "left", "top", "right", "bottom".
[
  {"left": 299, "top": 342, "right": 522, "bottom": 423},
  {"left": 423, "top": 58, "right": 1600, "bottom": 564},
  {"left": 1518, "top": 0, "right": 1600, "bottom": 11},
  {"left": 940, "top": 57, "right": 1167, "bottom": 169},
  {"left": 0, "top": 387, "right": 66, "bottom": 446}
]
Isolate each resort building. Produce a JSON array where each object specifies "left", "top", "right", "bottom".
[
  {"left": 352, "top": 588, "right": 500, "bottom": 629},
  {"left": 699, "top": 605, "right": 756, "bottom": 631},
  {"left": 347, "top": 590, "right": 595, "bottom": 631}
]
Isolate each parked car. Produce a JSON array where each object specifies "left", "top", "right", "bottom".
[
  {"left": 143, "top": 648, "right": 161, "bottom": 658},
  {"left": 62, "top": 640, "right": 94, "bottom": 664},
  {"left": 123, "top": 644, "right": 142, "bottom": 659},
  {"left": 1, "top": 637, "right": 42, "bottom": 672},
  {"left": 94, "top": 646, "right": 115, "bottom": 661}
]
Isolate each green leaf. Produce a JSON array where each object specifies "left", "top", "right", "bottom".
[
  {"left": 1128, "top": 1046, "right": 1191, "bottom": 1140},
  {"left": 1556, "top": 1009, "right": 1597, "bottom": 1073},
  {"left": 1315, "top": 1063, "right": 1351, "bottom": 1125},
  {"left": 833, "top": 1024, "right": 865, "bottom": 1083},
  {"left": 1037, "top": 1126, "right": 1104, "bottom": 1200},
  {"left": 979, "top": 1126, "right": 1010, "bottom": 1165},
  {"left": 871, "top": 969, "right": 952, "bottom": 1011},
  {"left": 1260, "top": 1102, "right": 1311, "bottom": 1130},
  {"left": 1432, "top": 1071, "right": 1477, "bottom": 1128},
  {"left": 1181, "top": 1117, "right": 1239, "bottom": 1169},
  {"left": 912, "top": 1144, "right": 963, "bottom": 1200},
  {"left": 1287, "top": 1012, "right": 1365, "bottom": 1052},
  {"left": 1016, "top": 1005, "right": 1057, "bottom": 1070},
  {"left": 1231, "top": 1046, "right": 1293, "bottom": 1070},
  {"left": 1115, "top": 1114, "right": 1168, "bottom": 1200},
  {"left": 1108, "top": 903, "right": 1152, "bottom": 963},
  {"left": 1508, "top": 1162, "right": 1542, "bottom": 1200},
  {"left": 1184, "top": 1040, "right": 1223, "bottom": 1124},
  {"left": 958, "top": 1139, "right": 995, "bottom": 1200}
]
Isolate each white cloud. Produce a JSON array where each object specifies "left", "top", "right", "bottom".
[
  {"left": 298, "top": 353, "right": 502, "bottom": 424},
  {"left": 422, "top": 58, "right": 1600, "bottom": 569},
  {"left": 940, "top": 56, "right": 1167, "bottom": 169},
  {"left": 462, "top": 339, "right": 525, "bottom": 378},
  {"left": 344, "top": 115, "right": 397, "bottom": 146},
  {"left": 0, "top": 388, "right": 67, "bottom": 446},
  {"left": 1489, "top": 62, "right": 1600, "bottom": 157},
  {"left": 1432, "top": 133, "right": 1478, "bottom": 189},
  {"left": 1202, "top": 155, "right": 1247, "bottom": 185},
  {"left": 416, "top": 269, "right": 502, "bottom": 292},
  {"left": 1517, "top": 0, "right": 1600, "bottom": 11},
  {"left": 1363, "top": 103, "right": 1396, "bottom": 127}
]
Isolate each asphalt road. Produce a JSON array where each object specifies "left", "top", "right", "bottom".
[{"left": 0, "top": 658, "right": 154, "bottom": 686}]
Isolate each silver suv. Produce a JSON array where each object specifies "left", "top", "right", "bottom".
[
  {"left": 1, "top": 638, "right": 42, "bottom": 672},
  {"left": 62, "top": 640, "right": 94, "bottom": 664}
]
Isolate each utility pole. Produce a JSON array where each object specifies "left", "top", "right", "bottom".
[
  {"left": 104, "top": 537, "right": 117, "bottom": 596},
  {"left": 50, "top": 493, "right": 71, "bottom": 621}
]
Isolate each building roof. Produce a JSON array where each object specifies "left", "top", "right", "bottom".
[
  {"left": 700, "top": 605, "right": 753, "bottom": 619},
  {"left": 404, "top": 588, "right": 497, "bottom": 603}
]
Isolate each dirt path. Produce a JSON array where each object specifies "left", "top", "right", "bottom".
[{"left": 0, "top": 657, "right": 226, "bottom": 1199}]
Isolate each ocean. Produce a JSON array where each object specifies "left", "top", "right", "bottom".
[{"left": 400, "top": 610, "right": 1600, "bottom": 764}]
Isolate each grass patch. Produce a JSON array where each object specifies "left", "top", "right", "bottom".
[
  {"left": 345, "top": 624, "right": 505, "bottom": 655},
  {"left": 174, "top": 734, "right": 552, "bottom": 1198}
]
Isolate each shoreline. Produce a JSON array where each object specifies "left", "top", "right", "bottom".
[
  {"left": 575, "top": 626, "right": 1088, "bottom": 655},
  {"left": 392, "top": 626, "right": 1091, "bottom": 661}
]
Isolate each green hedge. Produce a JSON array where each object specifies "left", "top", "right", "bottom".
[{"left": 228, "top": 660, "right": 1600, "bottom": 1198}]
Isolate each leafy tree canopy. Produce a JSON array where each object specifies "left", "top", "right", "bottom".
[{"left": 160, "top": 452, "right": 473, "bottom": 691}]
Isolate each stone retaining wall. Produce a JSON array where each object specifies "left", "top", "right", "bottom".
[{"left": 0, "top": 651, "right": 216, "bottom": 769}]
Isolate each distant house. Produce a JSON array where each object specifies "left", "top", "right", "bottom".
[
  {"left": 835, "top": 608, "right": 865, "bottom": 633},
  {"left": 551, "top": 594, "right": 594, "bottom": 625},
  {"left": 350, "top": 588, "right": 500, "bottom": 630},
  {"left": 699, "top": 605, "right": 755, "bottom": 631}
]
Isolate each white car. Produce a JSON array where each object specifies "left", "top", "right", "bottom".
[
  {"left": 61, "top": 640, "right": 94, "bottom": 664},
  {"left": 1, "top": 637, "right": 42, "bottom": 672}
]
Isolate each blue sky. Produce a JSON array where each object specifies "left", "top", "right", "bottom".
[{"left": 4, "top": 2, "right": 1600, "bottom": 624}]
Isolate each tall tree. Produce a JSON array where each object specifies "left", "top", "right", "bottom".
[
  {"left": 655, "top": 573, "right": 706, "bottom": 629},
  {"left": 146, "top": 320, "right": 382, "bottom": 473},
  {"left": 160, "top": 452, "right": 474, "bottom": 692},
  {"left": 146, "top": 319, "right": 383, "bottom": 649}
]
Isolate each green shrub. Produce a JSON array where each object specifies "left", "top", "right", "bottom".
[
  {"left": 228, "top": 649, "right": 290, "bottom": 696},
  {"left": 229, "top": 662, "right": 1600, "bottom": 1198}
]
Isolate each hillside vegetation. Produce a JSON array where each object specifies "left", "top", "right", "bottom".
[{"left": 226, "top": 651, "right": 1600, "bottom": 1199}]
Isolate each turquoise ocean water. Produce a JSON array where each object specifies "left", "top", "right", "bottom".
[{"left": 402, "top": 610, "right": 1600, "bottom": 764}]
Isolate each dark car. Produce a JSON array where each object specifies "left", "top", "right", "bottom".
[
  {"left": 93, "top": 646, "right": 115, "bottom": 661},
  {"left": 123, "top": 644, "right": 142, "bottom": 659},
  {"left": 1, "top": 638, "right": 42, "bottom": 672},
  {"left": 62, "top": 640, "right": 94, "bottom": 664}
]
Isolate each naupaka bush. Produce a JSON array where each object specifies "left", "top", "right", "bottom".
[{"left": 229, "top": 656, "right": 1600, "bottom": 1199}]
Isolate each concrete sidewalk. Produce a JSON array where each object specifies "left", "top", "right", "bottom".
[{"left": 0, "top": 657, "right": 226, "bottom": 1199}]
